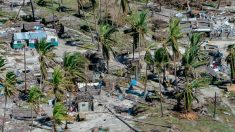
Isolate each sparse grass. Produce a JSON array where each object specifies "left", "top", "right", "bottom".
[
  {"left": 0, "top": 11, "right": 16, "bottom": 19},
  {"left": 228, "top": 92, "right": 235, "bottom": 97},
  {"left": 134, "top": 96, "right": 235, "bottom": 131}
]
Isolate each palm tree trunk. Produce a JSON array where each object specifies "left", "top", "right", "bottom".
[
  {"left": 2, "top": 96, "right": 7, "bottom": 132},
  {"left": 163, "top": 65, "right": 166, "bottom": 83},
  {"left": 135, "top": 66, "right": 137, "bottom": 80},
  {"left": 173, "top": 53, "right": 178, "bottom": 91},
  {"left": 217, "top": 0, "right": 221, "bottom": 9},
  {"left": 39, "top": 75, "right": 43, "bottom": 90},
  {"left": 85, "top": 63, "right": 88, "bottom": 92},
  {"left": 105, "top": 0, "right": 108, "bottom": 23},
  {"left": 138, "top": 33, "right": 141, "bottom": 80},
  {"left": 58, "top": 0, "right": 61, "bottom": 12},
  {"left": 106, "top": 60, "right": 109, "bottom": 74},
  {"left": 80, "top": 2, "right": 95, "bottom": 42},
  {"left": 24, "top": 45, "right": 27, "bottom": 93},
  {"left": 51, "top": 0, "right": 55, "bottom": 29},
  {"left": 93, "top": 4, "right": 97, "bottom": 33},
  {"left": 231, "top": 60, "right": 235, "bottom": 82},
  {"left": 64, "top": 91, "right": 69, "bottom": 129},
  {"left": 127, "top": 0, "right": 131, "bottom": 14},
  {"left": 53, "top": 119, "right": 57, "bottom": 132},
  {"left": 77, "top": 0, "right": 81, "bottom": 16},
  {"left": 30, "top": 0, "right": 35, "bottom": 21},
  {"left": 69, "top": 92, "right": 71, "bottom": 110},
  {"left": 97, "top": 0, "right": 102, "bottom": 51},
  {"left": 145, "top": 0, "right": 148, "bottom": 7},
  {"left": 30, "top": 104, "right": 33, "bottom": 132},
  {"left": 158, "top": 71, "right": 163, "bottom": 117},
  {"left": 132, "top": 42, "right": 135, "bottom": 60},
  {"left": 186, "top": 0, "right": 191, "bottom": 12},
  {"left": 159, "top": 0, "right": 161, "bottom": 12},
  {"left": 144, "top": 64, "right": 148, "bottom": 96},
  {"left": 99, "top": 0, "right": 102, "bottom": 21}
]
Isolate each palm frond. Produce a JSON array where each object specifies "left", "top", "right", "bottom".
[
  {"left": 36, "top": 39, "right": 56, "bottom": 80},
  {"left": 53, "top": 103, "right": 68, "bottom": 125},
  {"left": 28, "top": 86, "right": 43, "bottom": 103},
  {"left": 144, "top": 50, "right": 153, "bottom": 65},
  {"left": 4, "top": 71, "right": 17, "bottom": 97}
]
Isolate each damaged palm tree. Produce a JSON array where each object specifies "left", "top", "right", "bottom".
[
  {"left": 143, "top": 43, "right": 154, "bottom": 96},
  {"left": 52, "top": 103, "right": 69, "bottom": 132},
  {"left": 28, "top": 86, "right": 43, "bottom": 132},
  {"left": 226, "top": 44, "right": 235, "bottom": 83},
  {"left": 50, "top": 66, "right": 65, "bottom": 103},
  {"left": 126, "top": 10, "right": 148, "bottom": 60},
  {"left": 176, "top": 78, "right": 210, "bottom": 113},
  {"left": 62, "top": 52, "right": 88, "bottom": 129},
  {"left": 182, "top": 33, "right": 208, "bottom": 82},
  {"left": 98, "top": 24, "right": 118, "bottom": 73},
  {"left": 166, "top": 17, "right": 182, "bottom": 91},
  {"left": 35, "top": 39, "right": 56, "bottom": 90},
  {"left": 154, "top": 46, "right": 170, "bottom": 117},
  {"left": 2, "top": 72, "right": 17, "bottom": 132}
]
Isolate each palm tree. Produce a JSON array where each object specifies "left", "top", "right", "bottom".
[
  {"left": 182, "top": 33, "right": 208, "bottom": 81},
  {"left": 28, "top": 86, "right": 43, "bottom": 132},
  {"left": 99, "top": 24, "right": 117, "bottom": 73},
  {"left": 50, "top": 66, "right": 65, "bottom": 103},
  {"left": 126, "top": 10, "right": 148, "bottom": 60},
  {"left": 176, "top": 78, "right": 210, "bottom": 112},
  {"left": 143, "top": 43, "right": 154, "bottom": 95},
  {"left": 226, "top": 44, "right": 235, "bottom": 83},
  {"left": 154, "top": 46, "right": 170, "bottom": 117},
  {"left": 63, "top": 51, "right": 88, "bottom": 99},
  {"left": 62, "top": 52, "right": 88, "bottom": 129},
  {"left": 2, "top": 72, "right": 17, "bottom": 132},
  {"left": 63, "top": 52, "right": 88, "bottom": 82},
  {"left": 166, "top": 17, "right": 183, "bottom": 90},
  {"left": 154, "top": 46, "right": 170, "bottom": 83},
  {"left": 52, "top": 103, "right": 69, "bottom": 132},
  {"left": 35, "top": 39, "right": 56, "bottom": 90}
]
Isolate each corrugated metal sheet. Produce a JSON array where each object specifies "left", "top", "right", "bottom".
[
  {"left": 28, "top": 31, "right": 47, "bottom": 39},
  {"left": 14, "top": 31, "right": 47, "bottom": 41}
]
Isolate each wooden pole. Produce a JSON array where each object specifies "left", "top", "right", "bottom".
[{"left": 105, "top": 105, "right": 141, "bottom": 132}]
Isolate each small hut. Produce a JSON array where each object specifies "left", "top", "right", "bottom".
[{"left": 76, "top": 92, "right": 94, "bottom": 112}]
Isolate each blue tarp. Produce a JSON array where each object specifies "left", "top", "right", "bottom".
[
  {"left": 131, "top": 79, "right": 137, "bottom": 86},
  {"left": 0, "top": 83, "right": 4, "bottom": 96}
]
